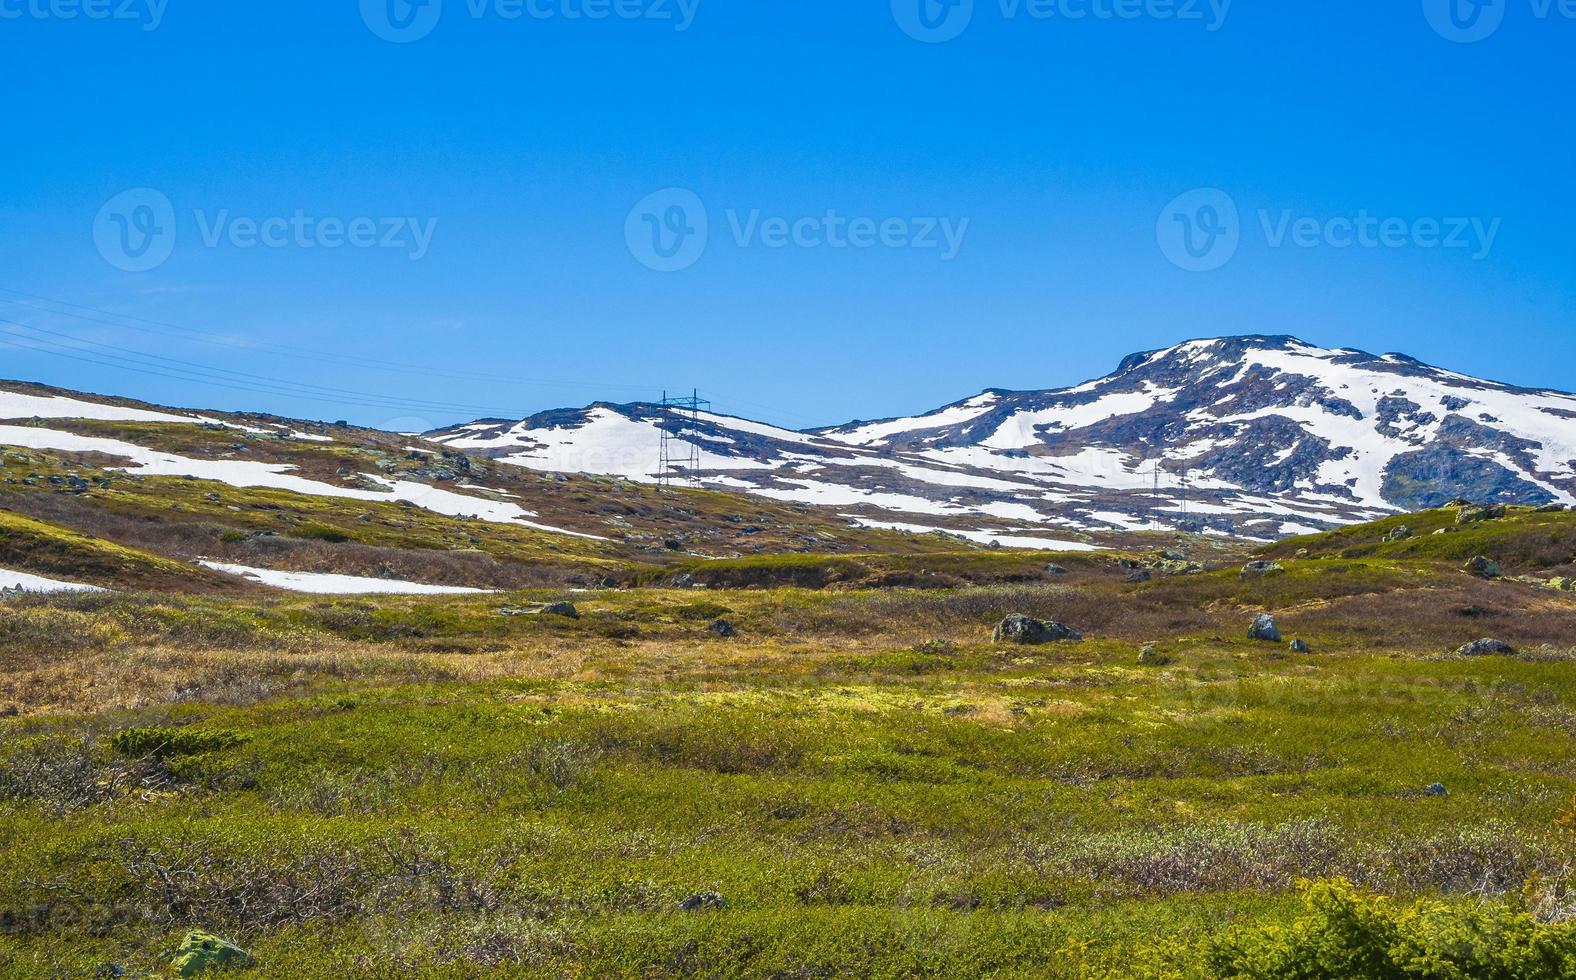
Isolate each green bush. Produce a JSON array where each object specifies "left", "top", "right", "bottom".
[
  {"left": 1206, "top": 879, "right": 1576, "bottom": 978},
  {"left": 109, "top": 726, "right": 248, "bottom": 760}
]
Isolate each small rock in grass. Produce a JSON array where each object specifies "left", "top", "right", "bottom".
[
  {"left": 1549, "top": 577, "right": 1575, "bottom": 593},
  {"left": 1463, "top": 555, "right": 1502, "bottom": 578},
  {"left": 1534, "top": 503, "right": 1568, "bottom": 513},
  {"left": 670, "top": 573, "right": 696, "bottom": 589},
  {"left": 170, "top": 931, "right": 253, "bottom": 977},
  {"left": 1043, "top": 563, "right": 1069, "bottom": 575},
  {"left": 1137, "top": 644, "right": 1172, "bottom": 666},
  {"left": 1289, "top": 638, "right": 1311, "bottom": 653},
  {"left": 1382, "top": 524, "right": 1412, "bottom": 543},
  {"left": 540, "top": 601, "right": 579, "bottom": 619},
  {"left": 1458, "top": 638, "right": 1515, "bottom": 657},
  {"left": 707, "top": 619, "right": 737, "bottom": 638},
  {"left": 1424, "top": 783, "right": 1448, "bottom": 797},
  {"left": 1125, "top": 569, "right": 1152, "bottom": 584},
  {"left": 1240, "top": 561, "right": 1286, "bottom": 580},
  {"left": 1248, "top": 614, "right": 1282, "bottom": 643},
  {"left": 679, "top": 891, "right": 726, "bottom": 912},
  {"left": 993, "top": 614, "right": 1082, "bottom": 645}
]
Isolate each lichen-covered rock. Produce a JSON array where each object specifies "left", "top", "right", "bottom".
[
  {"left": 1382, "top": 524, "right": 1412, "bottom": 543},
  {"left": 170, "top": 932, "right": 254, "bottom": 977},
  {"left": 1463, "top": 555, "right": 1501, "bottom": 578},
  {"left": 1137, "top": 644, "right": 1172, "bottom": 666},
  {"left": 992, "top": 614, "right": 1082, "bottom": 645},
  {"left": 1240, "top": 561, "right": 1285, "bottom": 580},
  {"left": 1550, "top": 578, "right": 1575, "bottom": 593},
  {"left": 1248, "top": 614, "right": 1282, "bottom": 642},
  {"left": 1457, "top": 504, "right": 1506, "bottom": 525},
  {"left": 1458, "top": 638, "right": 1515, "bottom": 657}
]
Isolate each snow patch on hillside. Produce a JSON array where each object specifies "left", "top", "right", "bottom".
[
  {"left": 198, "top": 561, "right": 494, "bottom": 595},
  {"left": 0, "top": 566, "right": 106, "bottom": 593}
]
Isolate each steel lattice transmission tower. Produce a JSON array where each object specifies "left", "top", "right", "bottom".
[{"left": 657, "top": 389, "right": 709, "bottom": 489}]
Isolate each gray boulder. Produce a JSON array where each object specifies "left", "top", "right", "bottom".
[
  {"left": 540, "top": 601, "right": 579, "bottom": 618},
  {"left": 1240, "top": 561, "right": 1286, "bottom": 580},
  {"left": 1463, "top": 555, "right": 1502, "bottom": 578},
  {"left": 1458, "top": 504, "right": 1506, "bottom": 525},
  {"left": 1043, "top": 564, "right": 1069, "bottom": 575},
  {"left": 1289, "top": 638, "right": 1311, "bottom": 653},
  {"left": 1458, "top": 638, "right": 1515, "bottom": 657},
  {"left": 707, "top": 619, "right": 737, "bottom": 638},
  {"left": 1248, "top": 614, "right": 1282, "bottom": 642},
  {"left": 1424, "top": 783, "right": 1448, "bottom": 797},
  {"left": 993, "top": 614, "right": 1082, "bottom": 645}
]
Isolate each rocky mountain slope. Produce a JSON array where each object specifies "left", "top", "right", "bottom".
[
  {"left": 0, "top": 381, "right": 978, "bottom": 595},
  {"left": 430, "top": 336, "right": 1576, "bottom": 541}
]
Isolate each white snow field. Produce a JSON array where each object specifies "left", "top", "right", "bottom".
[{"left": 197, "top": 561, "right": 494, "bottom": 595}]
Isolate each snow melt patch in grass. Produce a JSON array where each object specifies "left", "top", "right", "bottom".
[
  {"left": 0, "top": 566, "right": 106, "bottom": 593},
  {"left": 197, "top": 561, "right": 494, "bottom": 595}
]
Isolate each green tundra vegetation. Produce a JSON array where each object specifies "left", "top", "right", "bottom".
[{"left": 1, "top": 505, "right": 1575, "bottom": 977}]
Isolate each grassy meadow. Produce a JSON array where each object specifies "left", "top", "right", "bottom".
[{"left": 3, "top": 509, "right": 1576, "bottom": 976}]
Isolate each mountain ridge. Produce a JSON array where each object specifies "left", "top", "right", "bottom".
[{"left": 428, "top": 335, "right": 1576, "bottom": 542}]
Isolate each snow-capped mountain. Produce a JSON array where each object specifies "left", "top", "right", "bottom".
[{"left": 429, "top": 336, "right": 1576, "bottom": 542}]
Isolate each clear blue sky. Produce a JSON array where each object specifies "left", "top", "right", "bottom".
[{"left": 1, "top": 0, "right": 1571, "bottom": 431}]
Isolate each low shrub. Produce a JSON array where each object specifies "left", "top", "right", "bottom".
[
  {"left": 109, "top": 726, "right": 248, "bottom": 760},
  {"left": 1206, "top": 879, "right": 1576, "bottom": 978}
]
